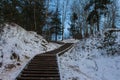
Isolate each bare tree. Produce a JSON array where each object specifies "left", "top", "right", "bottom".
[
  {"left": 61, "top": 0, "right": 69, "bottom": 40},
  {"left": 102, "top": 0, "right": 116, "bottom": 30},
  {"left": 70, "top": 0, "right": 89, "bottom": 39}
]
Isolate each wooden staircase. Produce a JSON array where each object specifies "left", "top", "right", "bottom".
[{"left": 16, "top": 43, "right": 73, "bottom": 80}]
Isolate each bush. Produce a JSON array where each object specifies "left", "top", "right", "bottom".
[
  {"left": 99, "top": 30, "right": 118, "bottom": 55},
  {"left": 10, "top": 52, "right": 20, "bottom": 61}
]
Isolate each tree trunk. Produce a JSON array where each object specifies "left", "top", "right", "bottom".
[{"left": 34, "top": 4, "right": 37, "bottom": 31}]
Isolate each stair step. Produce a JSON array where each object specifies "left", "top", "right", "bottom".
[
  {"left": 31, "top": 59, "right": 57, "bottom": 63},
  {"left": 29, "top": 61, "right": 57, "bottom": 63},
  {"left": 26, "top": 67, "right": 58, "bottom": 70},
  {"left": 17, "top": 77, "right": 60, "bottom": 80},
  {"left": 32, "top": 57, "right": 57, "bottom": 60},
  {"left": 32, "top": 58, "right": 57, "bottom": 60},
  {"left": 20, "top": 74, "right": 59, "bottom": 77},
  {"left": 36, "top": 54, "right": 56, "bottom": 56},
  {"left": 34, "top": 57, "right": 56, "bottom": 59},
  {"left": 27, "top": 64, "right": 57, "bottom": 66},
  {"left": 34, "top": 56, "right": 56, "bottom": 58},
  {"left": 24, "top": 68, "right": 58, "bottom": 71},
  {"left": 30, "top": 61, "right": 57, "bottom": 63},
  {"left": 22, "top": 71, "right": 59, "bottom": 74},
  {"left": 28, "top": 63, "right": 57, "bottom": 66},
  {"left": 27, "top": 66, "right": 58, "bottom": 67}
]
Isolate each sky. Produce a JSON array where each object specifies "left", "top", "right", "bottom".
[
  {"left": 115, "top": 0, "right": 120, "bottom": 28},
  {"left": 48, "top": 0, "right": 73, "bottom": 38}
]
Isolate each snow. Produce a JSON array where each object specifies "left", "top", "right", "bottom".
[
  {"left": 47, "top": 42, "right": 62, "bottom": 51},
  {"left": 62, "top": 39, "right": 79, "bottom": 43},
  {"left": 0, "top": 23, "right": 61, "bottom": 80},
  {"left": 60, "top": 56, "right": 120, "bottom": 80},
  {"left": 59, "top": 31, "right": 120, "bottom": 80},
  {"left": 0, "top": 23, "right": 120, "bottom": 80}
]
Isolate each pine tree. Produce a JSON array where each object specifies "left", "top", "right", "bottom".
[
  {"left": 1, "top": 0, "right": 20, "bottom": 23},
  {"left": 0, "top": 0, "right": 3, "bottom": 24},
  {"left": 0, "top": 0, "right": 47, "bottom": 35},
  {"left": 85, "top": 0, "right": 112, "bottom": 32},
  {"left": 50, "top": 10, "right": 61, "bottom": 41},
  {"left": 69, "top": 12, "right": 82, "bottom": 39},
  {"left": 35, "top": 0, "right": 46, "bottom": 34},
  {"left": 69, "top": 12, "right": 78, "bottom": 38}
]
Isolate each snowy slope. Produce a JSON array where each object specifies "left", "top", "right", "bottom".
[
  {"left": 0, "top": 23, "right": 61, "bottom": 80},
  {"left": 59, "top": 31, "right": 120, "bottom": 80}
]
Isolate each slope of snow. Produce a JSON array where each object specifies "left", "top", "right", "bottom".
[
  {"left": 59, "top": 31, "right": 120, "bottom": 80},
  {"left": 0, "top": 23, "right": 61, "bottom": 80}
]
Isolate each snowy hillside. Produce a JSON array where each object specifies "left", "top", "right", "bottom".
[
  {"left": 0, "top": 23, "right": 61, "bottom": 80},
  {"left": 59, "top": 31, "right": 120, "bottom": 80}
]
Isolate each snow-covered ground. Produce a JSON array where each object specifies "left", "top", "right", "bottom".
[
  {"left": 0, "top": 23, "right": 61, "bottom": 80},
  {"left": 59, "top": 31, "right": 120, "bottom": 80},
  {"left": 62, "top": 39, "right": 80, "bottom": 43},
  {"left": 0, "top": 23, "right": 120, "bottom": 80}
]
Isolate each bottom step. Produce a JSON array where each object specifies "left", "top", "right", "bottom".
[{"left": 16, "top": 77, "right": 60, "bottom": 80}]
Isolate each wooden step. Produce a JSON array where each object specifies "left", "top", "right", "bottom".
[
  {"left": 26, "top": 67, "right": 58, "bottom": 70},
  {"left": 31, "top": 59, "right": 57, "bottom": 62},
  {"left": 29, "top": 61, "right": 57, "bottom": 64},
  {"left": 27, "top": 65, "right": 58, "bottom": 67},
  {"left": 20, "top": 74, "right": 59, "bottom": 77},
  {"left": 31, "top": 60, "right": 57, "bottom": 62},
  {"left": 36, "top": 54, "right": 56, "bottom": 56},
  {"left": 17, "top": 77, "right": 60, "bottom": 80},
  {"left": 32, "top": 57, "right": 57, "bottom": 60},
  {"left": 33, "top": 55, "right": 57, "bottom": 57},
  {"left": 23, "top": 68, "right": 58, "bottom": 71},
  {"left": 27, "top": 63, "right": 57, "bottom": 66},
  {"left": 28, "top": 63, "right": 57, "bottom": 66},
  {"left": 28, "top": 63, "right": 57, "bottom": 65},
  {"left": 22, "top": 71, "right": 59, "bottom": 74}
]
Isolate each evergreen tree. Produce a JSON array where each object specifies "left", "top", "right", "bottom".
[
  {"left": 69, "top": 12, "right": 78, "bottom": 38},
  {"left": 85, "top": 0, "right": 112, "bottom": 32},
  {"left": 1, "top": 0, "right": 20, "bottom": 23},
  {"left": 0, "top": 0, "right": 3, "bottom": 24},
  {"left": 35, "top": 0, "right": 46, "bottom": 34},
  {"left": 0, "top": 0, "right": 47, "bottom": 35},
  {"left": 50, "top": 10, "right": 61, "bottom": 41},
  {"left": 69, "top": 12, "right": 82, "bottom": 39},
  {"left": 20, "top": 0, "right": 46, "bottom": 34}
]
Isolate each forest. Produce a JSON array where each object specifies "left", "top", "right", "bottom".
[{"left": 0, "top": 0, "right": 118, "bottom": 41}]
